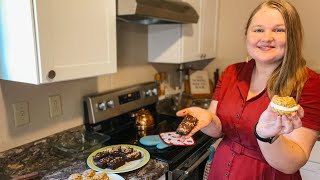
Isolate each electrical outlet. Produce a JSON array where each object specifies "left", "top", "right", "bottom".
[
  {"left": 48, "top": 95, "right": 62, "bottom": 118},
  {"left": 13, "top": 101, "right": 30, "bottom": 127}
]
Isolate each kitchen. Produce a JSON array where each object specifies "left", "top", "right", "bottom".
[{"left": 1, "top": 0, "right": 320, "bottom": 179}]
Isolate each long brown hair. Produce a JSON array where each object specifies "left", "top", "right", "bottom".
[{"left": 245, "top": 0, "right": 308, "bottom": 100}]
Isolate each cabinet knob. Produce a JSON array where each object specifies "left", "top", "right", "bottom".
[{"left": 48, "top": 70, "right": 56, "bottom": 79}]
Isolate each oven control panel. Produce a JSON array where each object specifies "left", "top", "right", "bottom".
[
  {"left": 119, "top": 91, "right": 141, "bottom": 105},
  {"left": 83, "top": 82, "right": 158, "bottom": 124}
]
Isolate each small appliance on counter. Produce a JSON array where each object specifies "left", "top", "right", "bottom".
[{"left": 83, "top": 82, "right": 215, "bottom": 179}]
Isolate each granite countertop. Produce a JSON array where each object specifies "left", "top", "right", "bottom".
[{"left": 0, "top": 126, "right": 168, "bottom": 180}]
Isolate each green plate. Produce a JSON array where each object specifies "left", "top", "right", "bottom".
[{"left": 87, "top": 144, "right": 150, "bottom": 173}]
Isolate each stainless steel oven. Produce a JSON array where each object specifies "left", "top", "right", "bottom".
[
  {"left": 168, "top": 143, "right": 212, "bottom": 180},
  {"left": 83, "top": 82, "right": 215, "bottom": 180}
]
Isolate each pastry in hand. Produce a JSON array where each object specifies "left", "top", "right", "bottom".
[
  {"left": 270, "top": 96, "right": 299, "bottom": 115},
  {"left": 176, "top": 115, "right": 198, "bottom": 135}
]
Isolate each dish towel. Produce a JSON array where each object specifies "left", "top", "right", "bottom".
[{"left": 203, "top": 145, "right": 215, "bottom": 180}]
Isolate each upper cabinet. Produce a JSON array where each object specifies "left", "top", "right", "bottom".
[
  {"left": 0, "top": 0, "right": 117, "bottom": 84},
  {"left": 148, "top": 0, "right": 219, "bottom": 64}
]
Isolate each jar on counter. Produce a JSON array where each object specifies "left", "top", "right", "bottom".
[{"left": 155, "top": 72, "right": 168, "bottom": 96}]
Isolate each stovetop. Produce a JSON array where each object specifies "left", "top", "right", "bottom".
[
  {"left": 86, "top": 113, "right": 214, "bottom": 170},
  {"left": 83, "top": 82, "right": 214, "bottom": 171}
]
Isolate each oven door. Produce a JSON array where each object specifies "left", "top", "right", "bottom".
[{"left": 168, "top": 146, "right": 213, "bottom": 180}]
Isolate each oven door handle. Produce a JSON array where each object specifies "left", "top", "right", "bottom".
[{"left": 176, "top": 149, "right": 211, "bottom": 179}]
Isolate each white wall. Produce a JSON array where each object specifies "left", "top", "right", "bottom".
[
  {"left": 289, "top": 0, "right": 320, "bottom": 72},
  {"left": 1, "top": 0, "right": 320, "bottom": 152}
]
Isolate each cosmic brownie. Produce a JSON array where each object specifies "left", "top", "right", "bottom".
[
  {"left": 176, "top": 115, "right": 198, "bottom": 135},
  {"left": 93, "top": 145, "right": 143, "bottom": 170},
  {"left": 106, "top": 156, "right": 126, "bottom": 170},
  {"left": 124, "top": 151, "right": 142, "bottom": 161},
  {"left": 93, "top": 150, "right": 110, "bottom": 162}
]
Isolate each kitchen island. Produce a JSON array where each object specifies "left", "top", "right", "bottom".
[{"left": 0, "top": 126, "right": 168, "bottom": 180}]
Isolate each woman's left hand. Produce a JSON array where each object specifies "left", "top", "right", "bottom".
[
  {"left": 176, "top": 107, "right": 214, "bottom": 138},
  {"left": 256, "top": 97, "right": 304, "bottom": 139}
]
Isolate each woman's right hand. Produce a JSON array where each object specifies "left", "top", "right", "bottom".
[
  {"left": 176, "top": 107, "right": 216, "bottom": 140},
  {"left": 256, "top": 96, "right": 304, "bottom": 138}
]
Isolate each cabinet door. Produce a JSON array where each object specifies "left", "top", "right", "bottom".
[
  {"left": 200, "top": 0, "right": 219, "bottom": 59},
  {"left": 181, "top": 0, "right": 201, "bottom": 63},
  {"left": 147, "top": 0, "right": 218, "bottom": 64},
  {"left": 183, "top": 0, "right": 219, "bottom": 61},
  {"left": 0, "top": 0, "right": 39, "bottom": 83},
  {"left": 35, "top": 0, "right": 116, "bottom": 84}
]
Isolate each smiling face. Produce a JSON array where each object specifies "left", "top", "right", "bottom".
[{"left": 246, "top": 6, "right": 286, "bottom": 64}]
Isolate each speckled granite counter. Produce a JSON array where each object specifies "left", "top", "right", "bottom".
[{"left": 0, "top": 126, "right": 168, "bottom": 179}]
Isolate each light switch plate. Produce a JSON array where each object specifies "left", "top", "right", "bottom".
[
  {"left": 48, "top": 95, "right": 62, "bottom": 118},
  {"left": 13, "top": 101, "right": 30, "bottom": 127}
]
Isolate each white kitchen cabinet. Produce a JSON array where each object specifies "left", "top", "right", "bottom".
[
  {"left": 0, "top": 0, "right": 117, "bottom": 84},
  {"left": 148, "top": 0, "right": 219, "bottom": 64}
]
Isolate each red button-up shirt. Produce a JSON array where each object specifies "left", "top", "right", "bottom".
[{"left": 208, "top": 60, "right": 320, "bottom": 180}]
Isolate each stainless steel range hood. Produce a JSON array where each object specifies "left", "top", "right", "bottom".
[{"left": 117, "top": 0, "right": 199, "bottom": 25}]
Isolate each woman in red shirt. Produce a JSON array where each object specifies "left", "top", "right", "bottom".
[{"left": 177, "top": 0, "right": 320, "bottom": 179}]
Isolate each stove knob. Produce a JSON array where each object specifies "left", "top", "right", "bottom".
[
  {"left": 106, "top": 100, "right": 115, "bottom": 108},
  {"left": 98, "top": 102, "right": 107, "bottom": 111},
  {"left": 145, "top": 89, "right": 152, "bottom": 97},
  {"left": 151, "top": 88, "right": 158, "bottom": 96}
]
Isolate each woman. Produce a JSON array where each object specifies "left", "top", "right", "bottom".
[{"left": 177, "top": 0, "right": 320, "bottom": 179}]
